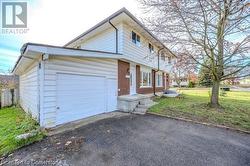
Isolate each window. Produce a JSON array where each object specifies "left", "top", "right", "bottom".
[
  {"left": 161, "top": 53, "right": 165, "bottom": 61},
  {"left": 148, "top": 43, "right": 154, "bottom": 53},
  {"left": 168, "top": 56, "right": 172, "bottom": 64},
  {"left": 156, "top": 73, "right": 163, "bottom": 87},
  {"left": 140, "top": 70, "right": 152, "bottom": 87},
  {"left": 132, "top": 31, "right": 136, "bottom": 44},
  {"left": 132, "top": 31, "right": 141, "bottom": 46}
]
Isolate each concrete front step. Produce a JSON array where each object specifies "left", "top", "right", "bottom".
[
  {"left": 132, "top": 101, "right": 158, "bottom": 115},
  {"left": 132, "top": 107, "right": 147, "bottom": 115},
  {"left": 138, "top": 101, "right": 156, "bottom": 108},
  {"left": 139, "top": 98, "right": 153, "bottom": 105},
  {"left": 118, "top": 94, "right": 157, "bottom": 113}
]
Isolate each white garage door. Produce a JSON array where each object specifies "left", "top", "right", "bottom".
[{"left": 56, "top": 73, "right": 108, "bottom": 125}]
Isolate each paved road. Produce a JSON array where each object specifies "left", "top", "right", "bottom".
[{"left": 2, "top": 114, "right": 250, "bottom": 166}]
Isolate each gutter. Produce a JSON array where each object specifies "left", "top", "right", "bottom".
[
  {"left": 108, "top": 20, "right": 118, "bottom": 54},
  {"left": 11, "top": 44, "right": 29, "bottom": 73},
  {"left": 153, "top": 48, "right": 164, "bottom": 96}
]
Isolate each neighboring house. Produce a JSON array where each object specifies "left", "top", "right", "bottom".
[
  {"left": 12, "top": 8, "right": 175, "bottom": 128},
  {"left": 0, "top": 74, "right": 18, "bottom": 89},
  {"left": 171, "top": 73, "right": 197, "bottom": 87},
  {"left": 171, "top": 77, "right": 189, "bottom": 87},
  {"left": 239, "top": 77, "right": 250, "bottom": 86}
]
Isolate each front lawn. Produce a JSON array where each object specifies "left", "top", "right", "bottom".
[
  {"left": 0, "top": 107, "right": 44, "bottom": 157},
  {"left": 149, "top": 89, "right": 250, "bottom": 131}
]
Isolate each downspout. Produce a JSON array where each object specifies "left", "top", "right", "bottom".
[
  {"left": 108, "top": 20, "right": 118, "bottom": 54},
  {"left": 154, "top": 48, "right": 164, "bottom": 96}
]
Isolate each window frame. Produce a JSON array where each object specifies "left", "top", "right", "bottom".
[
  {"left": 148, "top": 43, "right": 154, "bottom": 53},
  {"left": 131, "top": 31, "right": 141, "bottom": 47},
  {"left": 140, "top": 69, "right": 152, "bottom": 88},
  {"left": 132, "top": 31, "right": 137, "bottom": 44},
  {"left": 168, "top": 56, "right": 172, "bottom": 64},
  {"left": 161, "top": 52, "right": 165, "bottom": 61}
]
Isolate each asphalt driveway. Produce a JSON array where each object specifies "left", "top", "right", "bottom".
[{"left": 1, "top": 114, "right": 250, "bottom": 166}]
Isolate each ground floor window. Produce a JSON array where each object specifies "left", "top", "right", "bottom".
[
  {"left": 140, "top": 70, "right": 152, "bottom": 87},
  {"left": 156, "top": 72, "right": 163, "bottom": 87}
]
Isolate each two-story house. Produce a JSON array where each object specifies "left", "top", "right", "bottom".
[{"left": 12, "top": 8, "right": 175, "bottom": 128}]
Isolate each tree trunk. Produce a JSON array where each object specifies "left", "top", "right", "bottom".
[{"left": 210, "top": 80, "right": 220, "bottom": 107}]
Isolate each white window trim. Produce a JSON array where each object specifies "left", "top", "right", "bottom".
[
  {"left": 132, "top": 31, "right": 141, "bottom": 47},
  {"left": 140, "top": 68, "right": 152, "bottom": 88},
  {"left": 149, "top": 43, "right": 154, "bottom": 54}
]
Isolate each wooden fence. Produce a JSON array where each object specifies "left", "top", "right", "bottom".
[{"left": 0, "top": 89, "right": 18, "bottom": 108}]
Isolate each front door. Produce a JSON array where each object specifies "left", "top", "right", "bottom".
[{"left": 130, "top": 64, "right": 136, "bottom": 95}]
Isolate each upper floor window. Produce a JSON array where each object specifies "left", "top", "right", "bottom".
[
  {"left": 132, "top": 31, "right": 140, "bottom": 46},
  {"left": 148, "top": 43, "right": 154, "bottom": 53},
  {"left": 168, "top": 56, "right": 172, "bottom": 64},
  {"left": 161, "top": 53, "right": 165, "bottom": 61}
]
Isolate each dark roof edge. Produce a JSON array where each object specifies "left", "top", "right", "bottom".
[
  {"left": 25, "top": 42, "right": 122, "bottom": 55},
  {"left": 63, "top": 7, "right": 176, "bottom": 57},
  {"left": 12, "top": 42, "right": 122, "bottom": 73}
]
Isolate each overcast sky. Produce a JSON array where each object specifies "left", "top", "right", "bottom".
[{"left": 0, "top": 0, "right": 142, "bottom": 73}]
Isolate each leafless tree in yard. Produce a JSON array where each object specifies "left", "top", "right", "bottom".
[
  {"left": 139, "top": 0, "right": 250, "bottom": 108},
  {"left": 171, "top": 53, "right": 196, "bottom": 88}
]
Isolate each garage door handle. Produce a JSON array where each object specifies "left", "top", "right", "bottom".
[{"left": 56, "top": 107, "right": 60, "bottom": 109}]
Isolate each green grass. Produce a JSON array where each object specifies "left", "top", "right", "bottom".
[
  {"left": 0, "top": 107, "right": 44, "bottom": 157},
  {"left": 149, "top": 89, "right": 250, "bottom": 131}
]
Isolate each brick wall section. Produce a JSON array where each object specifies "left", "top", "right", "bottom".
[
  {"left": 118, "top": 60, "right": 130, "bottom": 96},
  {"left": 136, "top": 65, "right": 165, "bottom": 94}
]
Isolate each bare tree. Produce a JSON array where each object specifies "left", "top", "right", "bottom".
[
  {"left": 171, "top": 53, "right": 196, "bottom": 88},
  {"left": 139, "top": 0, "right": 250, "bottom": 107}
]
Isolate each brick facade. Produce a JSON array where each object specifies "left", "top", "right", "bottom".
[
  {"left": 136, "top": 65, "right": 165, "bottom": 94},
  {"left": 118, "top": 61, "right": 169, "bottom": 96}
]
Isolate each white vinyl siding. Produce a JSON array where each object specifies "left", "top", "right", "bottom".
[
  {"left": 122, "top": 23, "right": 172, "bottom": 72},
  {"left": 19, "top": 62, "right": 39, "bottom": 120},
  {"left": 41, "top": 56, "right": 118, "bottom": 127},
  {"left": 80, "top": 24, "right": 123, "bottom": 54},
  {"left": 81, "top": 28, "right": 116, "bottom": 52}
]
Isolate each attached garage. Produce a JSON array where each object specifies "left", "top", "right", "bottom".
[
  {"left": 56, "top": 73, "right": 107, "bottom": 125},
  {"left": 13, "top": 43, "right": 120, "bottom": 128}
]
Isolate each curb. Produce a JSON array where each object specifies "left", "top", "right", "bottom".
[{"left": 147, "top": 112, "right": 250, "bottom": 134}]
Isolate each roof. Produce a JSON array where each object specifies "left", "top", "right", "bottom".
[
  {"left": 64, "top": 7, "right": 175, "bottom": 57},
  {"left": 12, "top": 43, "right": 123, "bottom": 74}
]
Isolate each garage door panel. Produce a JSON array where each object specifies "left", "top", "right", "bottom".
[
  {"left": 58, "top": 94, "right": 105, "bottom": 102},
  {"left": 56, "top": 73, "right": 107, "bottom": 125},
  {"left": 59, "top": 102, "right": 105, "bottom": 111},
  {"left": 58, "top": 108, "right": 104, "bottom": 118}
]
